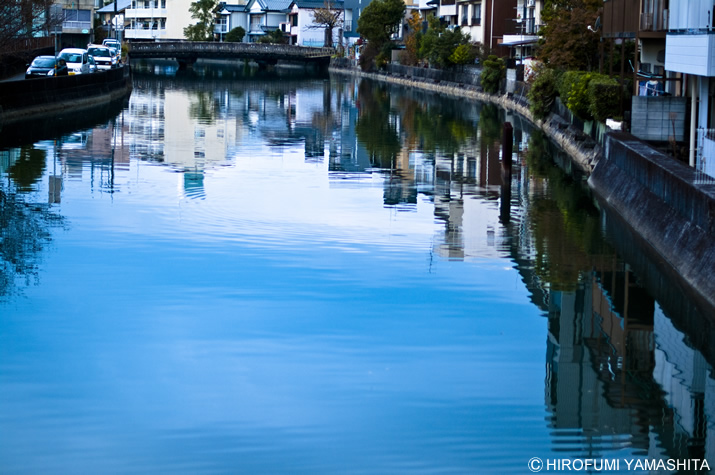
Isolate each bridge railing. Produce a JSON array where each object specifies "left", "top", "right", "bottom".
[{"left": 129, "top": 41, "right": 335, "bottom": 59}]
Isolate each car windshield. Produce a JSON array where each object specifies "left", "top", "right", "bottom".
[
  {"left": 60, "top": 53, "right": 82, "bottom": 63},
  {"left": 88, "top": 48, "right": 109, "bottom": 56},
  {"left": 31, "top": 58, "right": 55, "bottom": 67}
]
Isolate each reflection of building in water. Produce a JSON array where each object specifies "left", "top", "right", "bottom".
[
  {"left": 542, "top": 260, "right": 715, "bottom": 462},
  {"left": 653, "top": 307, "right": 715, "bottom": 463},
  {"left": 183, "top": 171, "right": 205, "bottom": 200},
  {"left": 430, "top": 128, "right": 529, "bottom": 260}
]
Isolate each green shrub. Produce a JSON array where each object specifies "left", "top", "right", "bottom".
[
  {"left": 588, "top": 75, "right": 621, "bottom": 121},
  {"left": 567, "top": 72, "right": 593, "bottom": 120},
  {"left": 225, "top": 26, "right": 245, "bottom": 42},
  {"left": 481, "top": 55, "right": 505, "bottom": 94},
  {"left": 527, "top": 67, "right": 560, "bottom": 120},
  {"left": 449, "top": 44, "right": 476, "bottom": 66}
]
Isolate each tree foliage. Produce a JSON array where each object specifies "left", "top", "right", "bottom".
[
  {"left": 184, "top": 0, "right": 219, "bottom": 41},
  {"left": 399, "top": 10, "right": 422, "bottom": 66},
  {"left": 357, "top": 0, "right": 405, "bottom": 48},
  {"left": 527, "top": 66, "right": 561, "bottom": 120},
  {"left": 480, "top": 55, "right": 505, "bottom": 93},
  {"left": 416, "top": 17, "right": 473, "bottom": 69},
  {"left": 0, "top": 0, "right": 61, "bottom": 54},
  {"left": 310, "top": 0, "right": 343, "bottom": 47},
  {"left": 258, "top": 29, "right": 287, "bottom": 44},
  {"left": 225, "top": 26, "right": 246, "bottom": 42},
  {"left": 537, "top": 0, "right": 600, "bottom": 70}
]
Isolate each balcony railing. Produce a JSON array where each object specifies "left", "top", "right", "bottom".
[
  {"left": 696, "top": 129, "right": 715, "bottom": 182},
  {"left": 504, "top": 18, "right": 536, "bottom": 35},
  {"left": 639, "top": 10, "right": 668, "bottom": 31},
  {"left": 63, "top": 21, "right": 92, "bottom": 30}
]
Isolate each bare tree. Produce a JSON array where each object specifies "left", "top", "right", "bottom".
[
  {"left": 0, "top": 0, "right": 62, "bottom": 55},
  {"left": 309, "top": 0, "right": 343, "bottom": 48}
]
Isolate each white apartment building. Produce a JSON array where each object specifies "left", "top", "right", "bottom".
[
  {"left": 664, "top": 0, "right": 715, "bottom": 176},
  {"left": 124, "top": 0, "right": 194, "bottom": 40}
]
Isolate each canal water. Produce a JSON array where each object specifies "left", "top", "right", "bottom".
[{"left": 0, "top": 62, "right": 713, "bottom": 474}]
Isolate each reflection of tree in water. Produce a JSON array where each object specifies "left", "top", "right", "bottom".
[
  {"left": 189, "top": 90, "right": 219, "bottom": 124},
  {"left": 354, "top": 81, "right": 401, "bottom": 168},
  {"left": 407, "top": 100, "right": 479, "bottom": 156},
  {"left": 523, "top": 131, "right": 613, "bottom": 291},
  {"left": 0, "top": 148, "right": 64, "bottom": 297},
  {"left": 8, "top": 146, "right": 47, "bottom": 192}
]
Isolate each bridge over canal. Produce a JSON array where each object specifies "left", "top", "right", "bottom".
[{"left": 128, "top": 42, "right": 335, "bottom": 69}]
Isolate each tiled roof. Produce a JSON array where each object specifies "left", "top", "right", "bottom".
[
  {"left": 292, "top": 0, "right": 344, "bottom": 8},
  {"left": 263, "top": 0, "right": 293, "bottom": 11},
  {"left": 96, "top": 0, "right": 131, "bottom": 13}
]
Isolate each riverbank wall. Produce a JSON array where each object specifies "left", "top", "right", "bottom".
[
  {"left": 0, "top": 66, "right": 132, "bottom": 128},
  {"left": 329, "top": 62, "right": 715, "bottom": 314}
]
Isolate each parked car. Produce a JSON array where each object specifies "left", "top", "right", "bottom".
[
  {"left": 108, "top": 46, "right": 122, "bottom": 64},
  {"left": 87, "top": 44, "right": 117, "bottom": 70},
  {"left": 102, "top": 38, "right": 121, "bottom": 50},
  {"left": 87, "top": 55, "right": 98, "bottom": 73},
  {"left": 58, "top": 48, "right": 91, "bottom": 75},
  {"left": 25, "top": 56, "right": 68, "bottom": 78}
]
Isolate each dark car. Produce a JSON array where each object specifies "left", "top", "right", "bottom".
[{"left": 25, "top": 56, "right": 69, "bottom": 79}]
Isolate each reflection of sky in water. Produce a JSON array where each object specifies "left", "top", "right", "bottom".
[{"left": 0, "top": 72, "right": 713, "bottom": 474}]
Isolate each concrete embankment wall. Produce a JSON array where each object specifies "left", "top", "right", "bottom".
[
  {"left": 0, "top": 66, "right": 132, "bottom": 127},
  {"left": 330, "top": 63, "right": 715, "bottom": 315},
  {"left": 589, "top": 133, "right": 715, "bottom": 311}
]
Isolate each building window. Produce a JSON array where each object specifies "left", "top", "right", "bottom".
[
  {"left": 471, "top": 2, "right": 481, "bottom": 25},
  {"left": 291, "top": 14, "right": 297, "bottom": 26},
  {"left": 161, "top": 0, "right": 165, "bottom": 7}
]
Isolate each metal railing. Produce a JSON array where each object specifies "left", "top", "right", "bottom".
[
  {"left": 63, "top": 21, "right": 92, "bottom": 30},
  {"left": 129, "top": 41, "right": 335, "bottom": 59},
  {"left": 504, "top": 18, "right": 536, "bottom": 35},
  {"left": 696, "top": 128, "right": 715, "bottom": 183}
]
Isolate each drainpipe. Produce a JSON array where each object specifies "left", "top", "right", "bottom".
[
  {"left": 689, "top": 74, "right": 698, "bottom": 168},
  {"left": 489, "top": 0, "right": 494, "bottom": 49}
]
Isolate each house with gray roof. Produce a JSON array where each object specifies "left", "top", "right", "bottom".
[
  {"left": 244, "top": 0, "right": 293, "bottom": 42},
  {"left": 216, "top": 2, "right": 250, "bottom": 41}
]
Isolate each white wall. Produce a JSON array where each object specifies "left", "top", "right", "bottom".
[
  {"left": 665, "top": 34, "right": 715, "bottom": 76},
  {"left": 668, "top": 0, "right": 713, "bottom": 30}
]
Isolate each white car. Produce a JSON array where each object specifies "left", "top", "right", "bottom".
[
  {"left": 87, "top": 44, "right": 117, "bottom": 70},
  {"left": 58, "top": 48, "right": 91, "bottom": 75}
]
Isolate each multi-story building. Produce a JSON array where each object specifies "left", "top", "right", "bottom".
[
  {"left": 244, "top": 0, "right": 292, "bottom": 42},
  {"left": 96, "top": 0, "right": 132, "bottom": 40},
  {"left": 436, "top": 0, "right": 516, "bottom": 54},
  {"left": 215, "top": 2, "right": 250, "bottom": 41},
  {"left": 124, "top": 0, "right": 191, "bottom": 41},
  {"left": 664, "top": 0, "right": 715, "bottom": 176},
  {"left": 500, "top": 0, "right": 542, "bottom": 60},
  {"left": 287, "top": 0, "right": 344, "bottom": 47},
  {"left": 57, "top": 0, "right": 98, "bottom": 47}
]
